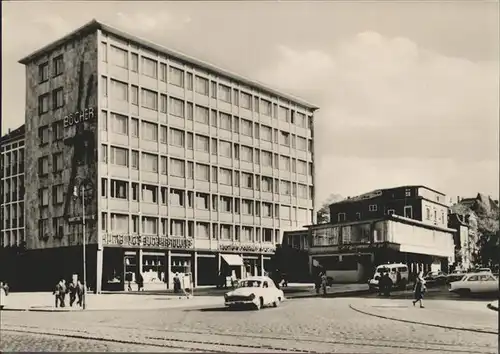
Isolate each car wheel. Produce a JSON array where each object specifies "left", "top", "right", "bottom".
[
  {"left": 273, "top": 297, "right": 280, "bottom": 307},
  {"left": 255, "top": 297, "right": 264, "bottom": 310}
]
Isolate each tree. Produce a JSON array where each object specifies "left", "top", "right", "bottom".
[{"left": 316, "top": 194, "right": 343, "bottom": 224}]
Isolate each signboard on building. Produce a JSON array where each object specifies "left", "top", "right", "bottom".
[
  {"left": 218, "top": 243, "right": 275, "bottom": 254},
  {"left": 63, "top": 107, "right": 96, "bottom": 128},
  {"left": 102, "top": 234, "right": 194, "bottom": 249}
]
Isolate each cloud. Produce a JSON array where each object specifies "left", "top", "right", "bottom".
[{"left": 257, "top": 32, "right": 499, "bottom": 204}]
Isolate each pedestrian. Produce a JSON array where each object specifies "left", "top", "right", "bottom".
[
  {"left": 0, "top": 282, "right": 7, "bottom": 310},
  {"left": 3, "top": 282, "right": 9, "bottom": 296},
  {"left": 69, "top": 280, "right": 78, "bottom": 307},
  {"left": 396, "top": 270, "right": 402, "bottom": 288},
  {"left": 125, "top": 271, "right": 133, "bottom": 292},
  {"left": 378, "top": 272, "right": 386, "bottom": 296},
  {"left": 173, "top": 273, "right": 181, "bottom": 294},
  {"left": 383, "top": 272, "right": 392, "bottom": 297},
  {"left": 136, "top": 272, "right": 144, "bottom": 292},
  {"left": 412, "top": 273, "right": 426, "bottom": 308},
  {"left": 315, "top": 272, "right": 322, "bottom": 294},
  {"left": 320, "top": 272, "right": 328, "bottom": 295},
  {"left": 76, "top": 280, "right": 84, "bottom": 307},
  {"left": 53, "top": 279, "right": 67, "bottom": 308}
]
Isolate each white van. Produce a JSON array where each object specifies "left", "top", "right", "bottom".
[{"left": 368, "top": 263, "right": 409, "bottom": 291}]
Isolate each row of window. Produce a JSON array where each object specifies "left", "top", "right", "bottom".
[
  {"left": 2, "top": 177, "right": 25, "bottom": 203},
  {"left": 1, "top": 148, "right": 25, "bottom": 172},
  {"left": 1, "top": 202, "right": 25, "bottom": 229},
  {"left": 1, "top": 140, "right": 24, "bottom": 152},
  {"left": 38, "top": 87, "right": 64, "bottom": 115},
  {"left": 101, "top": 110, "right": 313, "bottom": 150},
  {"left": 37, "top": 55, "right": 64, "bottom": 83},
  {"left": 0, "top": 229, "right": 24, "bottom": 248},
  {"left": 101, "top": 42, "right": 312, "bottom": 125},
  {"left": 40, "top": 213, "right": 279, "bottom": 243},
  {"left": 336, "top": 206, "right": 414, "bottom": 222}
]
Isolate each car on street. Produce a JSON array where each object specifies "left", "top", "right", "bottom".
[
  {"left": 368, "top": 263, "right": 409, "bottom": 291},
  {"left": 449, "top": 272, "right": 499, "bottom": 296},
  {"left": 446, "top": 270, "right": 466, "bottom": 283},
  {"left": 424, "top": 271, "right": 448, "bottom": 285},
  {"left": 224, "top": 276, "right": 285, "bottom": 310}
]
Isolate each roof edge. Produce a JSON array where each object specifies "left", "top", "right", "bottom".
[{"left": 18, "top": 19, "right": 320, "bottom": 111}]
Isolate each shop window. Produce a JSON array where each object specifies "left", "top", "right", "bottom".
[
  {"left": 142, "top": 255, "right": 165, "bottom": 284},
  {"left": 171, "top": 258, "right": 191, "bottom": 274}
]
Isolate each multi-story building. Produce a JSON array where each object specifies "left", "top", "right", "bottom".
[
  {"left": 448, "top": 211, "right": 478, "bottom": 271},
  {"left": 0, "top": 125, "right": 26, "bottom": 248},
  {"left": 305, "top": 186, "right": 455, "bottom": 283},
  {"left": 0, "top": 125, "right": 26, "bottom": 284},
  {"left": 275, "top": 229, "right": 311, "bottom": 282},
  {"left": 19, "top": 19, "right": 318, "bottom": 292}
]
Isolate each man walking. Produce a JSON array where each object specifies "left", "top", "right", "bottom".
[{"left": 54, "top": 279, "right": 67, "bottom": 308}]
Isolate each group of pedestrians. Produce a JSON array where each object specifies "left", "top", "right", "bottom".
[{"left": 53, "top": 279, "right": 85, "bottom": 308}]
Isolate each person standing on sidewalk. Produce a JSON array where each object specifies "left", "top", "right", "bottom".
[
  {"left": 53, "top": 279, "right": 67, "bottom": 308},
  {"left": 136, "top": 272, "right": 144, "bottom": 292},
  {"left": 68, "top": 281, "right": 78, "bottom": 307},
  {"left": 412, "top": 273, "right": 426, "bottom": 308},
  {"left": 76, "top": 280, "right": 84, "bottom": 307}
]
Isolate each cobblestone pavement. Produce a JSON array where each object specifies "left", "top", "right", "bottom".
[{"left": 1, "top": 297, "right": 498, "bottom": 353}]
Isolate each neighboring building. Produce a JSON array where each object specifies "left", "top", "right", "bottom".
[
  {"left": 18, "top": 19, "right": 318, "bottom": 292},
  {"left": 306, "top": 186, "right": 455, "bottom": 283},
  {"left": 448, "top": 211, "right": 478, "bottom": 271},
  {"left": 0, "top": 125, "right": 26, "bottom": 284},
  {"left": 0, "top": 125, "right": 26, "bottom": 248},
  {"left": 275, "top": 230, "right": 310, "bottom": 282}
]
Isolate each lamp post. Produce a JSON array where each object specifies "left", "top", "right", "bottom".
[{"left": 73, "top": 185, "right": 87, "bottom": 310}]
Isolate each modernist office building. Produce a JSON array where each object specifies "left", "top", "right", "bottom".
[{"left": 19, "top": 20, "right": 317, "bottom": 292}]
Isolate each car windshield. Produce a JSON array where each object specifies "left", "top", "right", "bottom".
[
  {"left": 238, "top": 280, "right": 262, "bottom": 288},
  {"left": 377, "top": 267, "right": 389, "bottom": 273}
]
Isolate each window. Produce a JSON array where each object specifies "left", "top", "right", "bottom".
[
  {"left": 110, "top": 146, "right": 128, "bottom": 166},
  {"left": 142, "top": 184, "right": 158, "bottom": 203},
  {"left": 170, "top": 128, "right": 184, "bottom": 147},
  {"left": 52, "top": 120, "right": 64, "bottom": 141},
  {"left": 52, "top": 153, "right": 63, "bottom": 172},
  {"left": 170, "top": 189, "right": 184, "bottom": 207},
  {"left": 141, "top": 56, "right": 157, "bottom": 78},
  {"left": 111, "top": 213, "right": 129, "bottom": 233},
  {"left": 39, "top": 188, "right": 49, "bottom": 206},
  {"left": 279, "top": 106, "right": 289, "bottom": 122},
  {"left": 196, "top": 222, "right": 210, "bottom": 239},
  {"left": 170, "top": 158, "right": 185, "bottom": 177},
  {"left": 254, "top": 97, "right": 260, "bottom": 112},
  {"left": 297, "top": 184, "right": 307, "bottom": 199},
  {"left": 280, "top": 156, "right": 290, "bottom": 171},
  {"left": 52, "top": 88, "right": 64, "bottom": 109},
  {"left": 112, "top": 113, "right": 128, "bottom": 135},
  {"left": 38, "top": 94, "right": 50, "bottom": 115},
  {"left": 296, "top": 112, "right": 306, "bottom": 128},
  {"left": 188, "top": 104, "right": 208, "bottom": 124},
  {"left": 187, "top": 102, "right": 193, "bottom": 120},
  {"left": 110, "top": 45, "right": 128, "bottom": 68},
  {"left": 39, "top": 62, "right": 49, "bottom": 83},
  {"left": 169, "top": 66, "right": 184, "bottom": 87},
  {"left": 241, "top": 200, "right": 253, "bottom": 215},
  {"left": 426, "top": 208, "right": 431, "bottom": 220},
  {"left": 160, "top": 126, "right": 167, "bottom": 143},
  {"left": 186, "top": 72, "right": 193, "bottom": 90},
  {"left": 261, "top": 125, "right": 272, "bottom": 142},
  {"left": 297, "top": 136, "right": 307, "bottom": 151},
  {"left": 220, "top": 168, "right": 232, "bottom": 185},
  {"left": 240, "top": 92, "right": 252, "bottom": 109},
  {"left": 131, "top": 118, "right": 139, "bottom": 137},
  {"left": 187, "top": 133, "right": 193, "bottom": 149},
  {"left": 280, "top": 131, "right": 290, "bottom": 146},
  {"left": 142, "top": 121, "right": 158, "bottom": 141},
  {"left": 131, "top": 53, "right": 138, "bottom": 72},
  {"left": 195, "top": 135, "right": 209, "bottom": 153},
  {"left": 196, "top": 163, "right": 210, "bottom": 181},
  {"left": 101, "top": 145, "right": 108, "bottom": 162},
  {"left": 142, "top": 216, "right": 158, "bottom": 235},
  {"left": 170, "top": 219, "right": 185, "bottom": 237},
  {"left": 261, "top": 177, "right": 273, "bottom": 192},
  {"left": 141, "top": 89, "right": 158, "bottom": 110},
  {"left": 102, "top": 76, "right": 108, "bottom": 97},
  {"left": 110, "top": 180, "right": 128, "bottom": 199},
  {"left": 387, "top": 209, "right": 395, "bottom": 215},
  {"left": 219, "top": 84, "right": 231, "bottom": 102},
  {"left": 297, "top": 160, "right": 307, "bottom": 175},
  {"left": 280, "top": 206, "right": 291, "bottom": 220},
  {"left": 211, "top": 81, "right": 217, "bottom": 99},
  {"left": 39, "top": 126, "right": 50, "bottom": 145},
  {"left": 233, "top": 117, "right": 240, "bottom": 133},
  {"left": 261, "top": 151, "right": 272, "bottom": 167},
  {"left": 405, "top": 206, "right": 413, "bottom": 219},
  {"left": 338, "top": 213, "right": 346, "bottom": 222},
  {"left": 142, "top": 153, "right": 158, "bottom": 172},
  {"left": 220, "top": 113, "right": 232, "bottom": 130},
  {"left": 169, "top": 97, "right": 184, "bottom": 117},
  {"left": 280, "top": 181, "right": 291, "bottom": 195},
  {"left": 53, "top": 55, "right": 64, "bottom": 77},
  {"left": 111, "top": 79, "right": 128, "bottom": 101},
  {"left": 261, "top": 99, "right": 272, "bottom": 116},
  {"left": 368, "top": 204, "right": 378, "bottom": 212},
  {"left": 405, "top": 188, "right": 411, "bottom": 197},
  {"left": 241, "top": 119, "right": 253, "bottom": 137},
  {"left": 242, "top": 172, "right": 253, "bottom": 189},
  {"left": 52, "top": 185, "right": 64, "bottom": 205},
  {"left": 220, "top": 224, "right": 232, "bottom": 240},
  {"left": 195, "top": 193, "right": 209, "bottom": 210},
  {"left": 240, "top": 146, "right": 253, "bottom": 162},
  {"left": 38, "top": 156, "right": 49, "bottom": 175},
  {"left": 195, "top": 76, "right": 209, "bottom": 95},
  {"left": 130, "top": 85, "right": 138, "bottom": 105}
]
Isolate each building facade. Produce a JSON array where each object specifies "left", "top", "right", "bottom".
[
  {"left": 19, "top": 20, "right": 317, "bottom": 292},
  {"left": 306, "top": 186, "right": 455, "bottom": 283},
  {"left": 448, "top": 212, "right": 478, "bottom": 271}
]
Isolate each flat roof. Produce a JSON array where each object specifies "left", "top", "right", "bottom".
[{"left": 19, "top": 19, "right": 319, "bottom": 111}]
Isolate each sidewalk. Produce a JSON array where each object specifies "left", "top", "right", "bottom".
[
  {"left": 1, "top": 283, "right": 369, "bottom": 312},
  {"left": 349, "top": 298, "right": 498, "bottom": 335}
]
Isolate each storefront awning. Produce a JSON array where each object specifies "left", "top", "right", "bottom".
[{"left": 221, "top": 254, "right": 244, "bottom": 266}]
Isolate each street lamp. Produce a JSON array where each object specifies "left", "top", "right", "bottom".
[{"left": 73, "top": 184, "right": 87, "bottom": 310}]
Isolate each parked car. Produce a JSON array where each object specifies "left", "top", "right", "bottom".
[
  {"left": 368, "top": 263, "right": 409, "bottom": 291},
  {"left": 474, "top": 268, "right": 493, "bottom": 274},
  {"left": 224, "top": 276, "right": 285, "bottom": 310},
  {"left": 424, "top": 271, "right": 448, "bottom": 285},
  {"left": 449, "top": 272, "right": 499, "bottom": 296},
  {"left": 447, "top": 270, "right": 466, "bottom": 283}
]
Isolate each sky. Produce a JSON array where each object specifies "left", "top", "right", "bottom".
[{"left": 2, "top": 1, "right": 499, "bottom": 208}]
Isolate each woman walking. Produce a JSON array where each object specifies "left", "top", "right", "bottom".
[{"left": 412, "top": 273, "right": 426, "bottom": 308}]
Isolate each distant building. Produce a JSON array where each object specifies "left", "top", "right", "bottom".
[
  {"left": 306, "top": 185, "right": 455, "bottom": 283},
  {"left": 448, "top": 211, "right": 478, "bottom": 270},
  {"left": 277, "top": 230, "right": 310, "bottom": 282}
]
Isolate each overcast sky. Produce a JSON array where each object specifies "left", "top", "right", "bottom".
[{"left": 2, "top": 1, "right": 499, "bottom": 207}]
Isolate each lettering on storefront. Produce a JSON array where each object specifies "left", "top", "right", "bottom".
[
  {"left": 218, "top": 244, "right": 275, "bottom": 254},
  {"left": 102, "top": 234, "right": 193, "bottom": 249},
  {"left": 63, "top": 107, "right": 95, "bottom": 128},
  {"left": 311, "top": 242, "right": 388, "bottom": 254}
]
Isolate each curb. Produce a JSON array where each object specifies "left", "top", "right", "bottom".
[
  {"left": 287, "top": 289, "right": 371, "bottom": 299},
  {"left": 349, "top": 303, "right": 498, "bottom": 335}
]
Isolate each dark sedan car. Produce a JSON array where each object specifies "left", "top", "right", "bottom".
[{"left": 424, "top": 271, "right": 448, "bottom": 285}]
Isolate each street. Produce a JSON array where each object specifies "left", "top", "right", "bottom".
[{"left": 1, "top": 296, "right": 498, "bottom": 353}]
